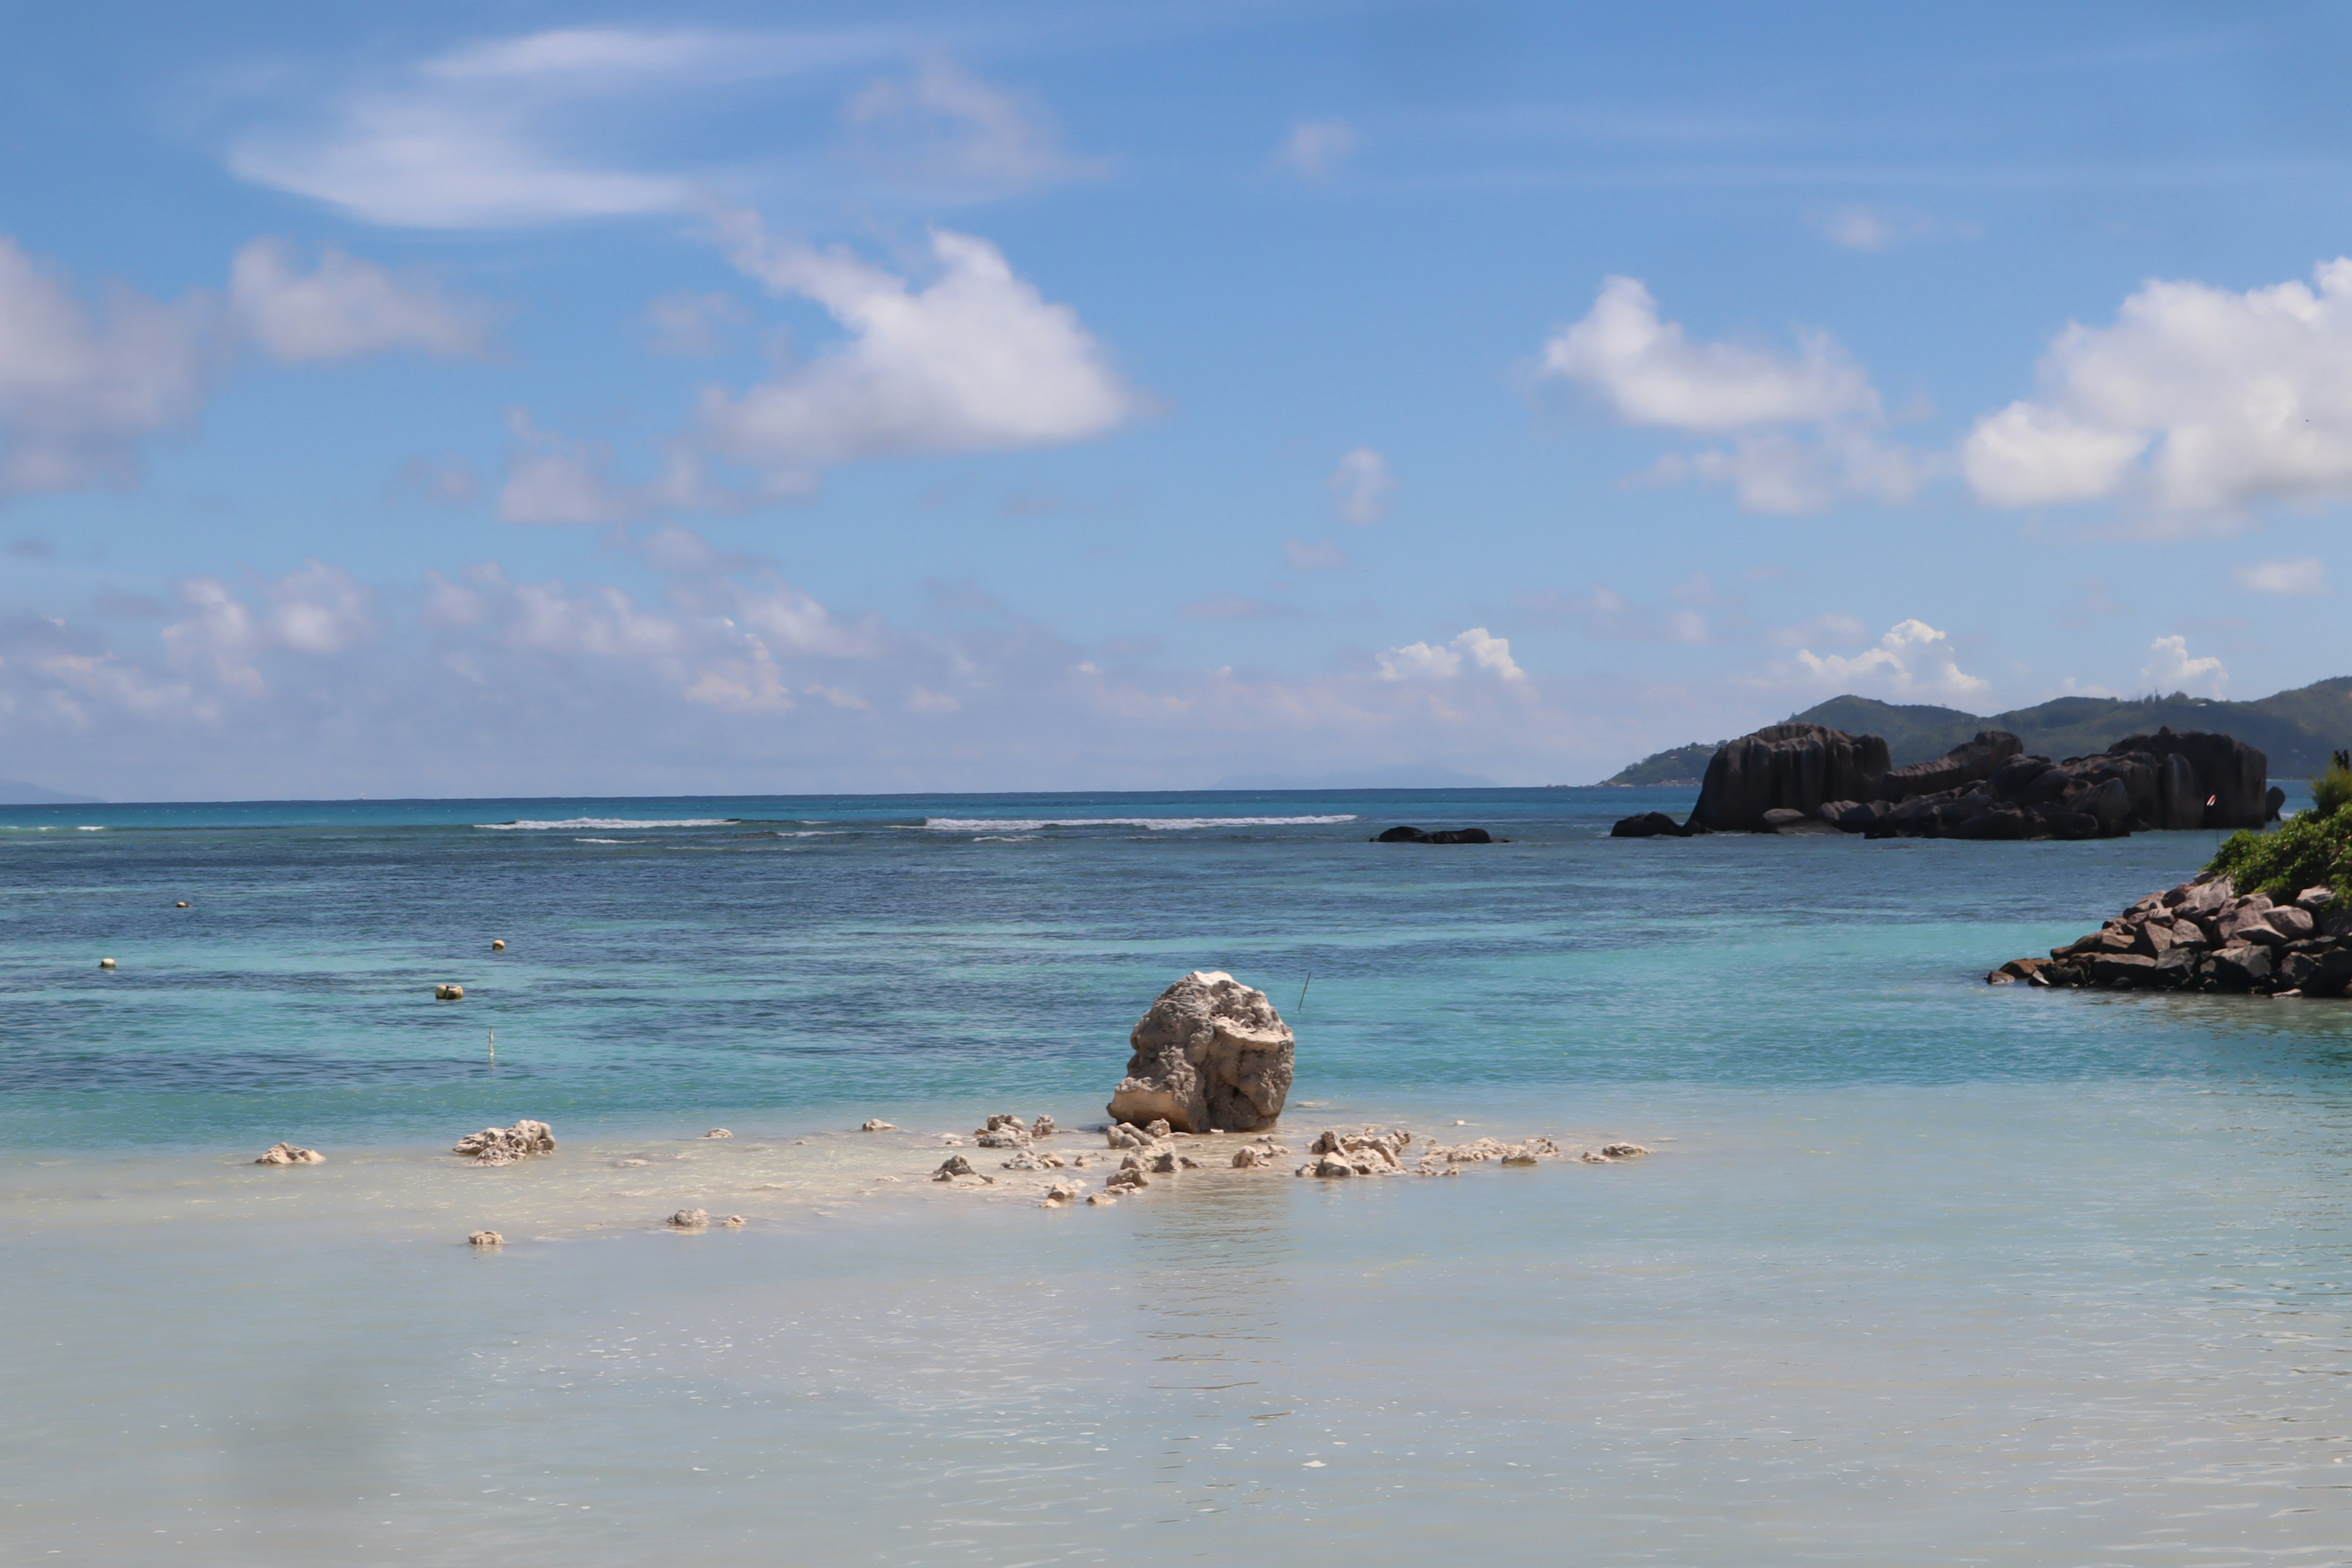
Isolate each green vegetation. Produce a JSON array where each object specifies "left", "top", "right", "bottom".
[
  {"left": 2207, "top": 800, "right": 2352, "bottom": 905},
  {"left": 1599, "top": 741, "right": 1721, "bottom": 787},
  {"left": 1598, "top": 676, "right": 2352, "bottom": 784},
  {"left": 2312, "top": 750, "right": 2352, "bottom": 819}
]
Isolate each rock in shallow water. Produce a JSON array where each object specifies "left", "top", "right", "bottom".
[
  {"left": 1107, "top": 971, "right": 1294, "bottom": 1134},
  {"left": 253, "top": 1142, "right": 325, "bottom": 1166},
  {"left": 453, "top": 1120, "right": 555, "bottom": 1166}
]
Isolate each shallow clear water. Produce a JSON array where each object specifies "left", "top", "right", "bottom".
[{"left": 3, "top": 788, "right": 2348, "bottom": 1564}]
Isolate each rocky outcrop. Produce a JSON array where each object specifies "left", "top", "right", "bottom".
[
  {"left": 1632, "top": 722, "right": 2271, "bottom": 841},
  {"left": 469, "top": 1230, "right": 503, "bottom": 1246},
  {"left": 453, "top": 1120, "right": 554, "bottom": 1166},
  {"left": 859, "top": 1118, "right": 897, "bottom": 1132},
  {"left": 254, "top": 1142, "right": 326, "bottom": 1165},
  {"left": 1107, "top": 971, "right": 1294, "bottom": 1133},
  {"left": 1374, "top": 826, "right": 1498, "bottom": 844},
  {"left": 1993, "top": 876, "right": 2348, "bottom": 995},
  {"left": 1689, "top": 723, "right": 1892, "bottom": 831}
]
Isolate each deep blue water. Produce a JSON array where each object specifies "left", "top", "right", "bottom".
[{"left": 7, "top": 786, "right": 2350, "bottom": 1152}]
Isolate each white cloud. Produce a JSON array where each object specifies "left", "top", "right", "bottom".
[
  {"left": 1540, "top": 276, "right": 1926, "bottom": 512},
  {"left": 227, "top": 26, "right": 907, "bottom": 228},
  {"left": 0, "top": 237, "right": 211, "bottom": 499},
  {"left": 2236, "top": 556, "right": 2327, "bottom": 595},
  {"left": 1284, "top": 536, "right": 1351, "bottom": 570},
  {"left": 1655, "top": 425, "right": 1932, "bottom": 514},
  {"left": 1965, "top": 258, "right": 2352, "bottom": 514},
  {"left": 1378, "top": 627, "right": 1527, "bottom": 685},
  {"left": 1274, "top": 119, "right": 1358, "bottom": 179},
  {"left": 2141, "top": 634, "right": 2226, "bottom": 698},
  {"left": 1542, "top": 276, "right": 1874, "bottom": 431},
  {"left": 1792, "top": 618, "right": 1988, "bottom": 701},
  {"left": 844, "top": 56, "right": 1098, "bottom": 195},
  {"left": 497, "top": 410, "right": 729, "bottom": 524},
  {"left": 228, "top": 239, "right": 486, "bottom": 361},
  {"left": 0, "top": 234, "right": 495, "bottom": 505},
  {"left": 1329, "top": 447, "right": 1392, "bottom": 524},
  {"left": 265, "top": 561, "right": 375, "bottom": 652},
  {"left": 696, "top": 211, "right": 1137, "bottom": 487}
]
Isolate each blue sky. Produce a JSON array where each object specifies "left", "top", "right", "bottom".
[{"left": 6, "top": 1, "right": 2352, "bottom": 797}]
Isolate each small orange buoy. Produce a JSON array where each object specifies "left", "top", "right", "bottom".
[
  {"left": 98, "top": 957, "right": 117, "bottom": 970},
  {"left": 175, "top": 901, "right": 190, "bottom": 909},
  {"left": 491, "top": 939, "right": 506, "bottom": 952}
]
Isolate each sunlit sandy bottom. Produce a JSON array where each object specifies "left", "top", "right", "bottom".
[{"left": 6, "top": 1080, "right": 2346, "bottom": 1566}]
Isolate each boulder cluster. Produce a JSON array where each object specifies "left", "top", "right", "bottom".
[
  {"left": 1107, "top": 971, "right": 1295, "bottom": 1133},
  {"left": 1994, "top": 876, "right": 2350, "bottom": 994},
  {"left": 453, "top": 1118, "right": 556, "bottom": 1167},
  {"left": 1615, "top": 722, "right": 2278, "bottom": 840},
  {"left": 1288, "top": 1125, "right": 1648, "bottom": 1177},
  {"left": 253, "top": 1142, "right": 326, "bottom": 1165},
  {"left": 1373, "top": 825, "right": 1498, "bottom": 844}
]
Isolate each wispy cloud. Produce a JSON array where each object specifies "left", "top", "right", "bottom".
[
  {"left": 1329, "top": 447, "right": 1393, "bottom": 524},
  {"left": 1274, "top": 118, "right": 1358, "bottom": 179},
  {"left": 2236, "top": 556, "right": 2327, "bottom": 595}
]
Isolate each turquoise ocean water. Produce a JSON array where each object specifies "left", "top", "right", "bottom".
[{"left": 3, "top": 788, "right": 2348, "bottom": 1564}]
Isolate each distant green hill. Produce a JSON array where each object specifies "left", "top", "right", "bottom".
[{"left": 1599, "top": 677, "right": 2352, "bottom": 785}]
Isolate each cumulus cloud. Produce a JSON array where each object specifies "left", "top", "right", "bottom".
[
  {"left": 1544, "top": 276, "right": 1874, "bottom": 431},
  {"left": 0, "top": 532, "right": 1662, "bottom": 797},
  {"left": 228, "top": 239, "right": 486, "bottom": 361},
  {"left": 1791, "top": 618, "right": 1988, "bottom": 701},
  {"left": 696, "top": 210, "right": 1137, "bottom": 488},
  {"left": 1540, "top": 276, "right": 1928, "bottom": 512},
  {"left": 0, "top": 235, "right": 492, "bottom": 504},
  {"left": 1329, "top": 447, "right": 1392, "bottom": 524},
  {"left": 1964, "top": 258, "right": 2352, "bottom": 514},
  {"left": 845, "top": 56, "right": 1099, "bottom": 195},
  {"left": 2236, "top": 556, "right": 2327, "bottom": 595},
  {"left": 2141, "top": 635, "right": 2226, "bottom": 698},
  {"left": 1274, "top": 119, "right": 1358, "bottom": 179},
  {"left": 1378, "top": 627, "right": 1527, "bottom": 685},
  {"left": 0, "top": 238, "right": 212, "bottom": 499}
]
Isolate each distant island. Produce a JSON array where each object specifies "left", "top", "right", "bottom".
[
  {"left": 1602, "top": 679, "right": 2352, "bottom": 786},
  {"left": 0, "top": 775, "right": 99, "bottom": 805}
]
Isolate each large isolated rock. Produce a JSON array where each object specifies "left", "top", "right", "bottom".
[
  {"left": 1107, "top": 970, "right": 1294, "bottom": 1133},
  {"left": 1690, "top": 723, "right": 1891, "bottom": 831},
  {"left": 2103, "top": 728, "right": 2270, "bottom": 828}
]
